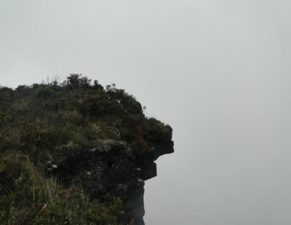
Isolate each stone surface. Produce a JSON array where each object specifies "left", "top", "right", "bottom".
[{"left": 47, "top": 137, "right": 174, "bottom": 224}]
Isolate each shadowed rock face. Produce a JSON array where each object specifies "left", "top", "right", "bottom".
[{"left": 48, "top": 137, "right": 174, "bottom": 224}]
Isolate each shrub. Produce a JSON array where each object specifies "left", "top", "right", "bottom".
[
  {"left": 35, "top": 87, "right": 55, "bottom": 99},
  {"left": 66, "top": 74, "right": 92, "bottom": 89}
]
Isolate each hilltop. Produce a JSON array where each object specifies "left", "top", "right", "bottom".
[{"left": 0, "top": 74, "right": 174, "bottom": 225}]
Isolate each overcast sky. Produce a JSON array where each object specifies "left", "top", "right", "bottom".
[{"left": 1, "top": 1, "right": 291, "bottom": 224}]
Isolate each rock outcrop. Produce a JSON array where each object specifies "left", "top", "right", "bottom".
[
  {"left": 0, "top": 74, "right": 174, "bottom": 224},
  {"left": 47, "top": 135, "right": 174, "bottom": 224}
]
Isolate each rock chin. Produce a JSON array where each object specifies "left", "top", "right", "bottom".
[{"left": 48, "top": 137, "right": 174, "bottom": 225}]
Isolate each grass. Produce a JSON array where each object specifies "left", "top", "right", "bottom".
[{"left": 0, "top": 74, "right": 172, "bottom": 224}]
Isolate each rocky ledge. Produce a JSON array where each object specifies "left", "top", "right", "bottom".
[{"left": 46, "top": 136, "right": 174, "bottom": 224}]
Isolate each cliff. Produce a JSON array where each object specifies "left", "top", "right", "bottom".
[{"left": 0, "top": 74, "right": 174, "bottom": 224}]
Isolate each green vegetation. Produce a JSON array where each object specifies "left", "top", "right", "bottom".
[{"left": 0, "top": 74, "right": 172, "bottom": 224}]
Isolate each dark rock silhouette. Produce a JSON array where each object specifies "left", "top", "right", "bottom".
[{"left": 48, "top": 138, "right": 174, "bottom": 224}]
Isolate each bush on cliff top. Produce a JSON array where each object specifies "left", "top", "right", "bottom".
[{"left": 0, "top": 74, "right": 171, "bottom": 224}]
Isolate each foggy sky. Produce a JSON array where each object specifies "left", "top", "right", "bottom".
[{"left": 1, "top": 1, "right": 291, "bottom": 224}]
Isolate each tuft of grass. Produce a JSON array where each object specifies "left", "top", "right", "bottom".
[{"left": 0, "top": 151, "right": 133, "bottom": 225}]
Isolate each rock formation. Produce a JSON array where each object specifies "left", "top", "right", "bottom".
[
  {"left": 47, "top": 132, "right": 174, "bottom": 224},
  {"left": 0, "top": 74, "right": 174, "bottom": 224}
]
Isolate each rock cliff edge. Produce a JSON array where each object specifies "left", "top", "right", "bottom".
[
  {"left": 0, "top": 74, "right": 174, "bottom": 224},
  {"left": 48, "top": 135, "right": 174, "bottom": 224}
]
